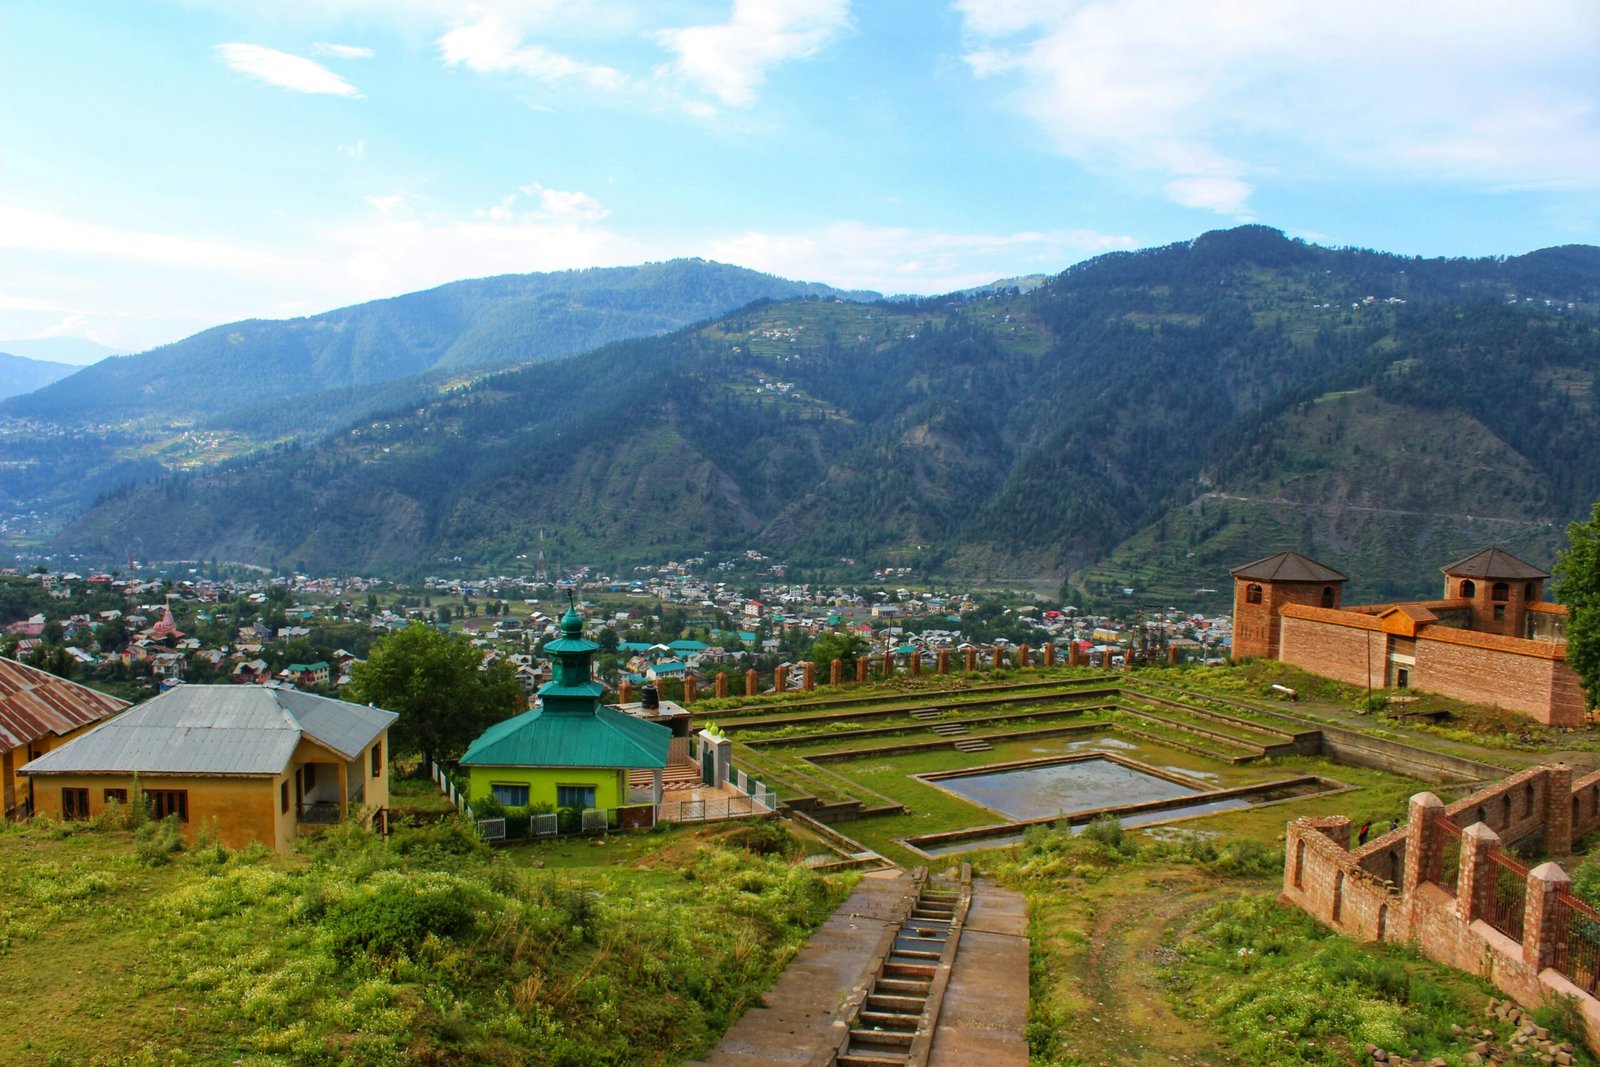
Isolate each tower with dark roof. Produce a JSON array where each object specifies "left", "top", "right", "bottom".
[
  {"left": 1441, "top": 547, "right": 1549, "bottom": 639},
  {"left": 1229, "top": 551, "right": 1348, "bottom": 660}
]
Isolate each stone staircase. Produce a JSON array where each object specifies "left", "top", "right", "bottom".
[
  {"left": 951, "top": 738, "right": 992, "bottom": 753},
  {"left": 835, "top": 874, "right": 969, "bottom": 1067}
]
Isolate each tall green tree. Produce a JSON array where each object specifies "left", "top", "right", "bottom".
[
  {"left": 1555, "top": 501, "right": 1600, "bottom": 711},
  {"left": 347, "top": 623, "right": 523, "bottom": 772}
]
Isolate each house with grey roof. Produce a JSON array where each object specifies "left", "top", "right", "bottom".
[{"left": 20, "top": 684, "right": 397, "bottom": 851}]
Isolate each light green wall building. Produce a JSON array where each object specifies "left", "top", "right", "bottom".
[{"left": 460, "top": 603, "right": 669, "bottom": 811}]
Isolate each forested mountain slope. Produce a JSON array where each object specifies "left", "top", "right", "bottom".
[{"left": 57, "top": 227, "right": 1600, "bottom": 598}]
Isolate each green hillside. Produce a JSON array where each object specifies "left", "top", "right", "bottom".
[{"left": 47, "top": 227, "right": 1600, "bottom": 592}]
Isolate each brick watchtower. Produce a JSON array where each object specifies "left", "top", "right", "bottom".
[
  {"left": 1440, "top": 547, "right": 1548, "bottom": 639},
  {"left": 1230, "top": 551, "right": 1348, "bottom": 661}
]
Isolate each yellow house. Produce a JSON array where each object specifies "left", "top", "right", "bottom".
[
  {"left": 19, "top": 683, "right": 397, "bottom": 851},
  {"left": 1, "top": 656, "right": 130, "bottom": 821}
]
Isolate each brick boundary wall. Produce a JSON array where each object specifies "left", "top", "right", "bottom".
[{"left": 1283, "top": 764, "right": 1600, "bottom": 1054}]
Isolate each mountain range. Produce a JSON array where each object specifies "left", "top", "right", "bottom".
[
  {"left": 9, "top": 226, "right": 1600, "bottom": 608},
  {"left": 0, "top": 352, "right": 78, "bottom": 402}
]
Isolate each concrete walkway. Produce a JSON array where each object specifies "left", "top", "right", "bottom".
[
  {"left": 687, "top": 869, "right": 919, "bottom": 1066},
  {"left": 928, "top": 877, "right": 1030, "bottom": 1067},
  {"left": 687, "top": 870, "right": 1029, "bottom": 1067}
]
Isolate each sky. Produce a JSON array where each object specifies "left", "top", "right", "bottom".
[{"left": 2, "top": 0, "right": 1598, "bottom": 360}]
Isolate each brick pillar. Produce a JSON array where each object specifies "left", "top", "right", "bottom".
[
  {"left": 745, "top": 668, "right": 758, "bottom": 696},
  {"left": 882, "top": 651, "right": 893, "bottom": 676},
  {"left": 1456, "top": 822, "right": 1502, "bottom": 924},
  {"left": 1167, "top": 645, "right": 1179, "bottom": 665},
  {"left": 910, "top": 651, "right": 922, "bottom": 676},
  {"left": 803, "top": 661, "right": 815, "bottom": 690},
  {"left": 856, "top": 657, "right": 869, "bottom": 684},
  {"left": 937, "top": 649, "right": 950, "bottom": 675},
  {"left": 1546, "top": 764, "right": 1574, "bottom": 856},
  {"left": 684, "top": 676, "right": 696, "bottom": 703},
  {"left": 1043, "top": 643, "right": 1055, "bottom": 668},
  {"left": 830, "top": 658, "right": 842, "bottom": 686},
  {"left": 619, "top": 679, "right": 633, "bottom": 704},
  {"left": 964, "top": 647, "right": 977, "bottom": 672},
  {"left": 1523, "top": 861, "right": 1573, "bottom": 970},
  {"left": 1018, "top": 645, "right": 1030, "bottom": 668},
  {"left": 1402, "top": 792, "right": 1445, "bottom": 898},
  {"left": 992, "top": 645, "right": 1004, "bottom": 669},
  {"left": 715, "top": 673, "right": 728, "bottom": 699},
  {"left": 774, "top": 664, "right": 789, "bottom": 692}
]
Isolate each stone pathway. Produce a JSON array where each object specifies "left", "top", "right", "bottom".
[{"left": 927, "top": 878, "right": 1029, "bottom": 1066}]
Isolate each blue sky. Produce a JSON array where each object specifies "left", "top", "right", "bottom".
[{"left": 2, "top": 0, "right": 1597, "bottom": 358}]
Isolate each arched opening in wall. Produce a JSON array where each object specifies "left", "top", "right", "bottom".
[
  {"left": 1492, "top": 582, "right": 1509, "bottom": 602},
  {"left": 1501, "top": 795, "right": 1512, "bottom": 827},
  {"left": 1332, "top": 870, "right": 1345, "bottom": 923},
  {"left": 1574, "top": 795, "right": 1580, "bottom": 825},
  {"left": 1525, "top": 582, "right": 1537, "bottom": 599},
  {"left": 1377, "top": 902, "right": 1388, "bottom": 940},
  {"left": 1460, "top": 580, "right": 1476, "bottom": 598},
  {"left": 1246, "top": 583, "right": 1263, "bottom": 605},
  {"left": 1321, "top": 586, "right": 1335, "bottom": 608},
  {"left": 1294, "top": 839, "right": 1305, "bottom": 888},
  {"left": 1476, "top": 806, "right": 1486, "bottom": 825},
  {"left": 1525, "top": 783, "right": 1536, "bottom": 817},
  {"left": 1389, "top": 849, "right": 1401, "bottom": 884}
]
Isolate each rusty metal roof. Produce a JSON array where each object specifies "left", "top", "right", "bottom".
[{"left": 0, "top": 656, "right": 130, "bottom": 751}]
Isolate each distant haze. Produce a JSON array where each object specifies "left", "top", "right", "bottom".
[{"left": 0, "top": 338, "right": 119, "bottom": 365}]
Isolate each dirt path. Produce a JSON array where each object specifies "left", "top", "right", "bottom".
[{"left": 1062, "top": 869, "right": 1238, "bottom": 1067}]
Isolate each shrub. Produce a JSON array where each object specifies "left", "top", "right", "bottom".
[
  {"left": 134, "top": 816, "right": 186, "bottom": 867},
  {"left": 323, "top": 871, "right": 477, "bottom": 960}
]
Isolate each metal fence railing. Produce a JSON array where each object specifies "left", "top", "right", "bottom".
[
  {"left": 1485, "top": 850, "right": 1529, "bottom": 941},
  {"left": 1551, "top": 889, "right": 1600, "bottom": 994},
  {"left": 1433, "top": 817, "right": 1462, "bottom": 896},
  {"left": 657, "top": 794, "right": 776, "bottom": 823}
]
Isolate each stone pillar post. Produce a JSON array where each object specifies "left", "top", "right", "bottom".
[
  {"left": 619, "top": 679, "right": 633, "bottom": 704},
  {"left": 1523, "top": 861, "right": 1573, "bottom": 971},
  {"left": 651, "top": 767, "right": 664, "bottom": 806},
  {"left": 1402, "top": 792, "right": 1445, "bottom": 898},
  {"left": 683, "top": 676, "right": 697, "bottom": 703},
  {"left": 1168, "top": 645, "right": 1179, "bottom": 665},
  {"left": 715, "top": 673, "right": 728, "bottom": 699},
  {"left": 992, "top": 645, "right": 1004, "bottom": 669},
  {"left": 1546, "top": 764, "right": 1574, "bottom": 856},
  {"left": 1070, "top": 645, "right": 1083, "bottom": 667},
  {"left": 964, "top": 647, "right": 977, "bottom": 672},
  {"left": 745, "top": 668, "right": 758, "bottom": 696},
  {"left": 937, "top": 649, "right": 950, "bottom": 675},
  {"left": 830, "top": 658, "right": 842, "bottom": 686},
  {"left": 910, "top": 651, "right": 922, "bottom": 676},
  {"left": 774, "top": 664, "right": 788, "bottom": 692},
  {"left": 856, "top": 657, "right": 869, "bottom": 684},
  {"left": 882, "top": 651, "right": 894, "bottom": 676},
  {"left": 1043, "top": 643, "right": 1055, "bottom": 668},
  {"left": 803, "top": 661, "right": 815, "bottom": 690},
  {"left": 1018, "top": 645, "right": 1030, "bottom": 669},
  {"left": 1456, "top": 822, "right": 1502, "bottom": 924}
]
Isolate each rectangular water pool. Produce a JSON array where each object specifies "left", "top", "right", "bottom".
[{"left": 929, "top": 756, "right": 1202, "bottom": 820}]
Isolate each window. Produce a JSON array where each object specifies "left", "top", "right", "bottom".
[
  {"left": 104, "top": 788, "right": 128, "bottom": 805},
  {"left": 1492, "top": 581, "right": 1509, "bottom": 602},
  {"left": 1525, "top": 582, "right": 1537, "bottom": 599},
  {"left": 62, "top": 787, "right": 90, "bottom": 820},
  {"left": 1460, "top": 579, "right": 1475, "bottom": 598},
  {"left": 148, "top": 789, "right": 188, "bottom": 822},
  {"left": 557, "top": 784, "right": 596, "bottom": 810},
  {"left": 370, "top": 739, "right": 383, "bottom": 778},
  {"left": 281, "top": 781, "right": 290, "bottom": 814},
  {"left": 492, "top": 783, "right": 531, "bottom": 807},
  {"left": 1245, "top": 583, "right": 1263, "bottom": 605},
  {"left": 1320, "top": 586, "right": 1335, "bottom": 608},
  {"left": 1493, "top": 605, "right": 1506, "bottom": 621}
]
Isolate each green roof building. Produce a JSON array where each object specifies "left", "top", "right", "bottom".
[{"left": 460, "top": 604, "right": 669, "bottom": 815}]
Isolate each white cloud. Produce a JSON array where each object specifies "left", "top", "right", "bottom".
[
  {"left": 657, "top": 0, "right": 851, "bottom": 108},
  {"left": 216, "top": 43, "right": 365, "bottom": 97},
  {"left": 708, "top": 221, "right": 1133, "bottom": 294},
  {"left": 311, "top": 42, "right": 375, "bottom": 59},
  {"left": 438, "top": 15, "right": 627, "bottom": 91},
  {"left": 0, "top": 204, "right": 272, "bottom": 270},
  {"left": 955, "top": 0, "right": 1600, "bottom": 214},
  {"left": 338, "top": 139, "right": 366, "bottom": 158}
]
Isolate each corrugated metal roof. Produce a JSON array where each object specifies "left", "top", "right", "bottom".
[
  {"left": 0, "top": 656, "right": 130, "bottom": 751},
  {"left": 460, "top": 705, "right": 668, "bottom": 769},
  {"left": 1230, "top": 551, "right": 1348, "bottom": 583},
  {"left": 20, "top": 684, "right": 397, "bottom": 777},
  {"left": 1440, "top": 547, "right": 1549, "bottom": 580}
]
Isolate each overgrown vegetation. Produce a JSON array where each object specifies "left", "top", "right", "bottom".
[{"left": 0, "top": 816, "right": 852, "bottom": 1066}]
